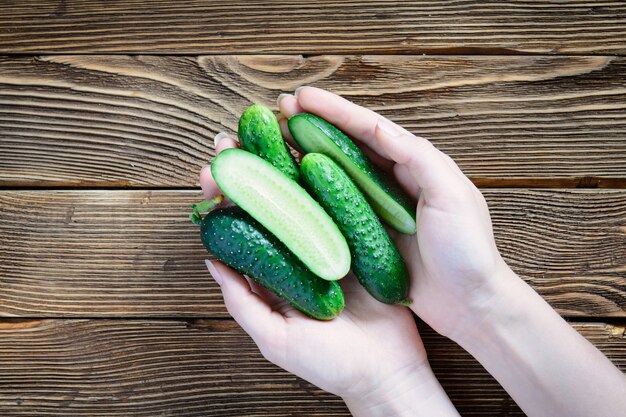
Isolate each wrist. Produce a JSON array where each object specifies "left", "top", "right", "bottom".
[
  {"left": 342, "top": 362, "right": 459, "bottom": 417},
  {"left": 445, "top": 260, "right": 528, "bottom": 347}
]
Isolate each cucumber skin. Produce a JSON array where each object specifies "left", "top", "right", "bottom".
[
  {"left": 238, "top": 104, "right": 299, "bottom": 181},
  {"left": 288, "top": 113, "right": 416, "bottom": 234},
  {"left": 300, "top": 153, "right": 410, "bottom": 305},
  {"left": 201, "top": 206, "right": 345, "bottom": 320}
]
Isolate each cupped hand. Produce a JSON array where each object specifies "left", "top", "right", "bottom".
[
  {"left": 199, "top": 134, "right": 428, "bottom": 401},
  {"left": 278, "top": 87, "right": 512, "bottom": 342}
]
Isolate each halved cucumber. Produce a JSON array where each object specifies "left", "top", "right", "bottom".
[
  {"left": 288, "top": 113, "right": 416, "bottom": 234},
  {"left": 211, "top": 148, "right": 350, "bottom": 281}
]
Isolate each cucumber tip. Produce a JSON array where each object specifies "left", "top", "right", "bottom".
[{"left": 398, "top": 298, "right": 413, "bottom": 307}]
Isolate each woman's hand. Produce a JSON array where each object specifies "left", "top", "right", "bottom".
[
  {"left": 199, "top": 134, "right": 460, "bottom": 416},
  {"left": 278, "top": 87, "right": 626, "bottom": 417},
  {"left": 278, "top": 87, "right": 511, "bottom": 342}
]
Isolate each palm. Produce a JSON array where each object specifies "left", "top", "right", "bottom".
[
  {"left": 265, "top": 275, "right": 426, "bottom": 397},
  {"left": 391, "top": 190, "right": 503, "bottom": 337},
  {"left": 201, "top": 127, "right": 429, "bottom": 401}
]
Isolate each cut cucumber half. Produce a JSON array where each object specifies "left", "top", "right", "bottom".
[
  {"left": 288, "top": 113, "right": 417, "bottom": 234},
  {"left": 211, "top": 148, "right": 351, "bottom": 281}
]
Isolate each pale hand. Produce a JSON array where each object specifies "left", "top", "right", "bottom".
[
  {"left": 199, "top": 135, "right": 440, "bottom": 413},
  {"left": 278, "top": 87, "right": 510, "bottom": 342},
  {"left": 276, "top": 87, "right": 626, "bottom": 417}
]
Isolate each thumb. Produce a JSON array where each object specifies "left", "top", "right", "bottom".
[{"left": 206, "top": 260, "right": 284, "bottom": 343}]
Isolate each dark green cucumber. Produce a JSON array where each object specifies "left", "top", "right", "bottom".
[
  {"left": 238, "top": 104, "right": 299, "bottom": 181},
  {"left": 212, "top": 148, "right": 351, "bottom": 281},
  {"left": 288, "top": 113, "right": 416, "bottom": 234},
  {"left": 202, "top": 206, "right": 345, "bottom": 320},
  {"left": 300, "top": 153, "right": 410, "bottom": 305}
]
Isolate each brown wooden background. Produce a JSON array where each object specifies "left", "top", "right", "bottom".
[{"left": 0, "top": 1, "right": 625, "bottom": 416}]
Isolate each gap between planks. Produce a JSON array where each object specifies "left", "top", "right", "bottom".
[
  {"left": 2, "top": 176, "right": 626, "bottom": 190},
  {"left": 0, "top": 316, "right": 624, "bottom": 324},
  {"left": 2, "top": 51, "right": 626, "bottom": 57}
]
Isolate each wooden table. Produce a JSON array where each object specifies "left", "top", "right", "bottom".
[{"left": 1, "top": 2, "right": 625, "bottom": 415}]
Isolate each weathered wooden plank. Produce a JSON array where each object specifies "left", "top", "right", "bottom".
[
  {"left": 0, "top": 189, "right": 624, "bottom": 317},
  {"left": 0, "top": 319, "right": 623, "bottom": 416},
  {"left": 1, "top": 55, "right": 625, "bottom": 187},
  {"left": 1, "top": 1, "right": 625, "bottom": 54}
]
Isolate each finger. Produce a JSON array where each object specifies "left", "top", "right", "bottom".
[
  {"left": 440, "top": 152, "right": 475, "bottom": 187},
  {"left": 277, "top": 115, "right": 304, "bottom": 154},
  {"left": 215, "top": 132, "right": 239, "bottom": 153},
  {"left": 244, "top": 276, "right": 294, "bottom": 314},
  {"left": 207, "top": 260, "right": 284, "bottom": 339},
  {"left": 200, "top": 132, "right": 239, "bottom": 199},
  {"left": 375, "top": 120, "right": 464, "bottom": 200},
  {"left": 393, "top": 163, "right": 420, "bottom": 200},
  {"left": 278, "top": 93, "right": 304, "bottom": 118},
  {"left": 294, "top": 86, "right": 403, "bottom": 158},
  {"left": 282, "top": 89, "right": 394, "bottom": 171},
  {"left": 199, "top": 166, "right": 219, "bottom": 199},
  {"left": 281, "top": 110, "right": 392, "bottom": 172},
  {"left": 357, "top": 142, "right": 394, "bottom": 172}
]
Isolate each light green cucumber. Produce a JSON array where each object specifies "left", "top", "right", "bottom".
[
  {"left": 288, "top": 113, "right": 416, "bottom": 234},
  {"left": 301, "top": 153, "right": 410, "bottom": 305},
  {"left": 238, "top": 104, "right": 299, "bottom": 181},
  {"left": 211, "top": 148, "right": 350, "bottom": 281}
]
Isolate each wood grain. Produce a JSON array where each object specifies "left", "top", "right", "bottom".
[
  {"left": 1, "top": 189, "right": 624, "bottom": 317},
  {"left": 1, "top": 55, "right": 625, "bottom": 187},
  {"left": 0, "top": 319, "right": 623, "bottom": 416},
  {"left": 1, "top": 1, "right": 626, "bottom": 54}
]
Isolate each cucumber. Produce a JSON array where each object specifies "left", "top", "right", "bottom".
[
  {"left": 238, "top": 104, "right": 299, "bottom": 181},
  {"left": 202, "top": 206, "right": 345, "bottom": 320},
  {"left": 211, "top": 148, "right": 350, "bottom": 281},
  {"left": 301, "top": 153, "right": 410, "bottom": 305},
  {"left": 288, "top": 113, "right": 416, "bottom": 234}
]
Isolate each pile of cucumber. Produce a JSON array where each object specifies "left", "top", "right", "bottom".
[{"left": 192, "top": 104, "right": 416, "bottom": 320}]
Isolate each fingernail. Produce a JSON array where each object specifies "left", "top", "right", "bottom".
[
  {"left": 214, "top": 132, "right": 230, "bottom": 147},
  {"left": 376, "top": 118, "right": 403, "bottom": 137},
  {"left": 294, "top": 86, "right": 307, "bottom": 96},
  {"left": 277, "top": 93, "right": 290, "bottom": 108},
  {"left": 205, "top": 259, "right": 223, "bottom": 285}
]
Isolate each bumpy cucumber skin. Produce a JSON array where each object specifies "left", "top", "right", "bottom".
[
  {"left": 201, "top": 206, "right": 345, "bottom": 320},
  {"left": 238, "top": 104, "right": 299, "bottom": 181},
  {"left": 300, "top": 153, "right": 410, "bottom": 305},
  {"left": 288, "top": 113, "right": 416, "bottom": 234}
]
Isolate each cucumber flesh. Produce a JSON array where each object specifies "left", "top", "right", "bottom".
[
  {"left": 202, "top": 207, "right": 345, "bottom": 320},
  {"left": 212, "top": 148, "right": 351, "bottom": 281},
  {"left": 301, "top": 153, "right": 410, "bottom": 304},
  {"left": 288, "top": 113, "right": 416, "bottom": 234},
  {"left": 238, "top": 104, "right": 299, "bottom": 181}
]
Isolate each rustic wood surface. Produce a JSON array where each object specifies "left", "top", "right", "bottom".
[
  {"left": 0, "top": 189, "right": 624, "bottom": 317},
  {"left": 1, "top": 55, "right": 625, "bottom": 187},
  {"left": 0, "top": 319, "right": 623, "bottom": 416},
  {"left": 1, "top": 1, "right": 626, "bottom": 55},
  {"left": 1, "top": 2, "right": 625, "bottom": 415}
]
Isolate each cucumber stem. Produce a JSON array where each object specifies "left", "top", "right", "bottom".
[
  {"left": 189, "top": 195, "right": 224, "bottom": 225},
  {"left": 398, "top": 298, "right": 413, "bottom": 307}
]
